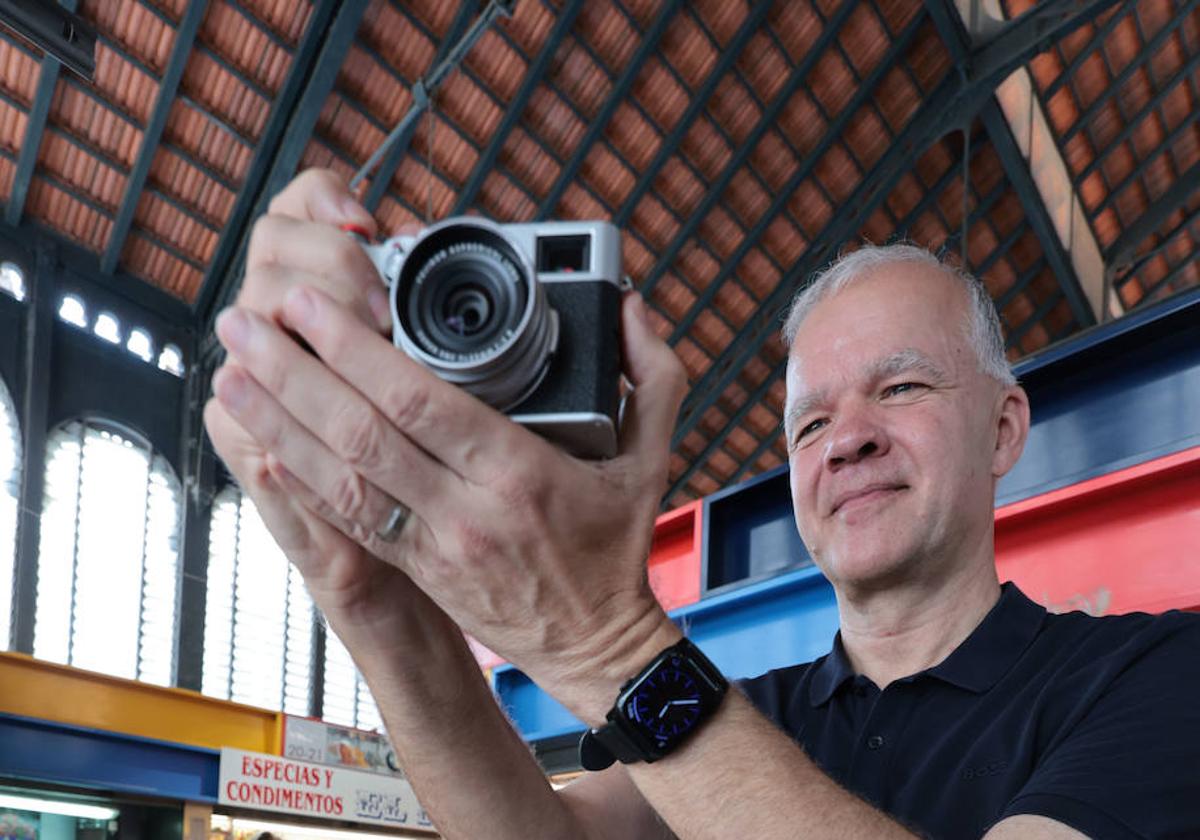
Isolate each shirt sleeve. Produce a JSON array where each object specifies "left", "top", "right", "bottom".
[{"left": 998, "top": 616, "right": 1200, "bottom": 839}]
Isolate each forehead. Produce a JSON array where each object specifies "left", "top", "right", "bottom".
[{"left": 786, "top": 262, "right": 972, "bottom": 391}]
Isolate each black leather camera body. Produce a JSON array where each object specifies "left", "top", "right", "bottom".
[{"left": 359, "top": 218, "right": 624, "bottom": 459}]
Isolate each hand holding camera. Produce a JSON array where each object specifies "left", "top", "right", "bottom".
[{"left": 208, "top": 170, "right": 688, "bottom": 723}]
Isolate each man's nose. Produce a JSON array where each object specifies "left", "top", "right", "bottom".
[{"left": 824, "top": 409, "right": 889, "bottom": 469}]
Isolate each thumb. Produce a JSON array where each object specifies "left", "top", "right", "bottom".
[
  {"left": 617, "top": 293, "right": 687, "bottom": 471},
  {"left": 268, "top": 168, "right": 377, "bottom": 236}
]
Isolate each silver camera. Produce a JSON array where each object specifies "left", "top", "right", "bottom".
[{"left": 358, "top": 217, "right": 624, "bottom": 459}]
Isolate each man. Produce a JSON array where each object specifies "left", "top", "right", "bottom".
[{"left": 206, "top": 170, "right": 1199, "bottom": 839}]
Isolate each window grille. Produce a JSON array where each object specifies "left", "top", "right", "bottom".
[
  {"left": 323, "top": 629, "right": 383, "bottom": 732},
  {"left": 0, "top": 378, "right": 19, "bottom": 649},
  {"left": 203, "top": 487, "right": 314, "bottom": 714},
  {"left": 34, "top": 421, "right": 181, "bottom": 684}
]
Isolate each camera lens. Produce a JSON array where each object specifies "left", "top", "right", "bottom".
[{"left": 392, "top": 220, "right": 557, "bottom": 411}]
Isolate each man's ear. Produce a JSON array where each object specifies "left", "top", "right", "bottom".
[{"left": 992, "top": 385, "right": 1030, "bottom": 479}]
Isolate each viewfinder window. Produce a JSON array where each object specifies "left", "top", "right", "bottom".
[{"left": 537, "top": 234, "right": 590, "bottom": 273}]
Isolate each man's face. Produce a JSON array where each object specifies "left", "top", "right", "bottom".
[{"left": 785, "top": 263, "right": 1017, "bottom": 592}]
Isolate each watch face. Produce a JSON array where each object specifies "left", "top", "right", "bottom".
[{"left": 624, "top": 656, "right": 705, "bottom": 748}]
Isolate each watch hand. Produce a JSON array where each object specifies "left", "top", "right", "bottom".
[
  {"left": 670, "top": 699, "right": 700, "bottom": 706},
  {"left": 658, "top": 703, "right": 670, "bottom": 719}
]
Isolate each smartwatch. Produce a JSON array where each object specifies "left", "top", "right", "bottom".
[{"left": 578, "top": 637, "right": 728, "bottom": 771}]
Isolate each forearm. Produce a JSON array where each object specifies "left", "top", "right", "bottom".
[
  {"left": 330, "top": 603, "right": 582, "bottom": 840},
  {"left": 627, "top": 689, "right": 916, "bottom": 839}
]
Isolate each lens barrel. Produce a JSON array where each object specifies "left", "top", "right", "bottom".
[{"left": 391, "top": 219, "right": 557, "bottom": 411}]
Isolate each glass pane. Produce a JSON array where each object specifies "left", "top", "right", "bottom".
[
  {"left": 93, "top": 313, "right": 121, "bottom": 344},
  {"left": 157, "top": 344, "right": 184, "bottom": 377},
  {"left": 202, "top": 488, "right": 314, "bottom": 712},
  {"left": 0, "top": 261, "right": 25, "bottom": 301},
  {"left": 58, "top": 296, "right": 87, "bottom": 328},
  {"left": 127, "top": 328, "right": 154, "bottom": 362},
  {"left": 34, "top": 423, "right": 181, "bottom": 682},
  {"left": 0, "top": 379, "right": 19, "bottom": 649},
  {"left": 324, "top": 629, "right": 383, "bottom": 731}
]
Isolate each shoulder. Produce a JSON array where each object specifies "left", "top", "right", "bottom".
[
  {"left": 735, "top": 659, "right": 821, "bottom": 732},
  {"left": 1034, "top": 606, "right": 1200, "bottom": 673}
]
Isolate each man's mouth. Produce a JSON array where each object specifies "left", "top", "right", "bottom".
[{"left": 831, "top": 484, "right": 907, "bottom": 515}]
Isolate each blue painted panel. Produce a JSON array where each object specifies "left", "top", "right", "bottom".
[
  {"left": 494, "top": 567, "right": 838, "bottom": 741},
  {"left": 0, "top": 713, "right": 220, "bottom": 801}
]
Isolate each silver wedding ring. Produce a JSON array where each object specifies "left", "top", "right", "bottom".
[{"left": 375, "top": 503, "right": 411, "bottom": 542}]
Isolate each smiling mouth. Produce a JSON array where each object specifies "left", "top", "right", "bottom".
[{"left": 832, "top": 485, "right": 907, "bottom": 515}]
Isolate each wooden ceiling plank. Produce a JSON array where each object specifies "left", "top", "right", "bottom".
[{"left": 101, "top": 0, "right": 209, "bottom": 275}]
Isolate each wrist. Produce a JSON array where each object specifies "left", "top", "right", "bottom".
[{"left": 547, "top": 608, "right": 682, "bottom": 727}]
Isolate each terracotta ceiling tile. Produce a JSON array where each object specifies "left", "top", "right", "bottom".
[
  {"left": 580, "top": 143, "right": 633, "bottom": 210},
  {"left": 698, "top": 205, "right": 740, "bottom": 261},
  {"left": 631, "top": 192, "right": 678, "bottom": 249},
  {"left": 655, "top": 156, "right": 704, "bottom": 217},
  {"left": 906, "top": 22, "right": 951, "bottom": 92},
  {"left": 778, "top": 89, "right": 826, "bottom": 156},
  {"left": 0, "top": 40, "right": 39, "bottom": 103},
  {"left": 552, "top": 40, "right": 609, "bottom": 117},
  {"left": 809, "top": 50, "right": 854, "bottom": 117},
  {"left": 677, "top": 242, "right": 719, "bottom": 290},
  {"left": 0, "top": 101, "right": 27, "bottom": 159},
  {"left": 500, "top": 0, "right": 553, "bottom": 57},
  {"left": 633, "top": 58, "right": 689, "bottom": 131},
  {"left": 83, "top": 0, "right": 175, "bottom": 75},
  {"left": 872, "top": 64, "right": 920, "bottom": 131},
  {"left": 752, "top": 129, "right": 797, "bottom": 191},
  {"left": 577, "top": 1, "right": 639, "bottom": 69},
  {"left": 436, "top": 74, "right": 501, "bottom": 147},
  {"left": 740, "top": 31, "right": 788, "bottom": 103},
  {"left": 464, "top": 31, "right": 524, "bottom": 101},
  {"left": 841, "top": 4, "right": 889, "bottom": 79},
  {"left": 723, "top": 168, "right": 770, "bottom": 228},
  {"left": 739, "top": 244, "right": 785, "bottom": 298},
  {"left": 524, "top": 87, "right": 585, "bottom": 157},
  {"left": 770, "top": 1, "right": 823, "bottom": 63},
  {"left": 709, "top": 76, "right": 761, "bottom": 146},
  {"left": 250, "top": 0, "right": 311, "bottom": 44},
  {"left": 660, "top": 11, "right": 716, "bottom": 91},
  {"left": 607, "top": 102, "right": 660, "bottom": 171},
  {"left": 843, "top": 109, "right": 888, "bottom": 171},
  {"left": 0, "top": 157, "right": 14, "bottom": 202},
  {"left": 681, "top": 116, "right": 730, "bottom": 180},
  {"left": 693, "top": 0, "right": 747, "bottom": 47},
  {"left": 501, "top": 128, "right": 559, "bottom": 198},
  {"left": 360, "top": 3, "right": 434, "bottom": 83}
]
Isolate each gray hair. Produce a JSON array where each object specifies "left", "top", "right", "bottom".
[{"left": 781, "top": 244, "right": 1016, "bottom": 386}]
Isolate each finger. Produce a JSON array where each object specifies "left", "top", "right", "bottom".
[
  {"left": 211, "top": 360, "right": 446, "bottom": 539},
  {"left": 204, "top": 398, "right": 317, "bottom": 560},
  {"left": 616, "top": 293, "right": 687, "bottom": 469},
  {"left": 267, "top": 168, "right": 376, "bottom": 235},
  {"left": 264, "top": 452, "right": 434, "bottom": 575},
  {"left": 243, "top": 216, "right": 391, "bottom": 331},
  {"left": 237, "top": 260, "right": 391, "bottom": 336},
  {"left": 279, "top": 285, "right": 551, "bottom": 483}
]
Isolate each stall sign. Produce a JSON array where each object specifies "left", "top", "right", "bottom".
[
  {"left": 218, "top": 748, "right": 434, "bottom": 833},
  {"left": 281, "top": 715, "right": 401, "bottom": 777}
]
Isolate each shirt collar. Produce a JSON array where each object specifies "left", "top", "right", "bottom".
[{"left": 808, "top": 582, "right": 1045, "bottom": 706}]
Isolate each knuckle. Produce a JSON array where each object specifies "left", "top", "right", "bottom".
[
  {"left": 246, "top": 217, "right": 284, "bottom": 270},
  {"left": 330, "top": 469, "right": 371, "bottom": 523},
  {"left": 333, "top": 403, "right": 386, "bottom": 470},
  {"left": 379, "top": 380, "right": 431, "bottom": 432},
  {"left": 455, "top": 519, "right": 498, "bottom": 564}
]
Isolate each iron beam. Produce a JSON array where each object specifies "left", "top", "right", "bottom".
[
  {"left": 981, "top": 102, "right": 1095, "bottom": 325},
  {"left": 194, "top": 0, "right": 353, "bottom": 322},
  {"left": 451, "top": 0, "right": 588, "bottom": 215},
  {"left": 1043, "top": 3, "right": 1131, "bottom": 99},
  {"left": 669, "top": 0, "right": 1113, "bottom": 462},
  {"left": 363, "top": 0, "right": 491, "bottom": 212},
  {"left": 5, "top": 48, "right": 66, "bottom": 226},
  {"left": 101, "top": 0, "right": 208, "bottom": 275}
]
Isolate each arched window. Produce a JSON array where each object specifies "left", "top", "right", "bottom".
[
  {"left": 158, "top": 344, "right": 185, "bottom": 378},
  {"left": 34, "top": 420, "right": 181, "bottom": 684},
  {"left": 58, "top": 295, "right": 87, "bottom": 328},
  {"left": 203, "top": 487, "right": 314, "bottom": 714},
  {"left": 0, "top": 261, "right": 25, "bottom": 302},
  {"left": 0, "top": 378, "right": 20, "bottom": 649},
  {"left": 127, "top": 328, "right": 154, "bottom": 363},
  {"left": 93, "top": 311, "right": 121, "bottom": 344},
  {"left": 323, "top": 629, "right": 383, "bottom": 732}
]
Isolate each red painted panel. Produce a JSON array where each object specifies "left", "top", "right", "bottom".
[
  {"left": 470, "top": 500, "right": 705, "bottom": 670},
  {"left": 995, "top": 447, "right": 1200, "bottom": 616}
]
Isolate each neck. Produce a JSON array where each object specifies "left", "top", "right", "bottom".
[{"left": 835, "top": 560, "right": 1001, "bottom": 688}]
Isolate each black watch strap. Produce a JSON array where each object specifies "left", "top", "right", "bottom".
[{"left": 578, "top": 637, "right": 726, "bottom": 772}]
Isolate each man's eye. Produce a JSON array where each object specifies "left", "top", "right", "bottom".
[
  {"left": 797, "top": 419, "right": 827, "bottom": 440},
  {"left": 883, "top": 382, "right": 925, "bottom": 397}
]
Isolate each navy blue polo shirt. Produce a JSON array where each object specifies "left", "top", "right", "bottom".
[{"left": 738, "top": 583, "right": 1200, "bottom": 839}]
